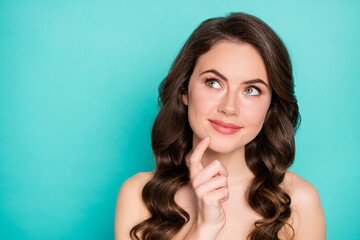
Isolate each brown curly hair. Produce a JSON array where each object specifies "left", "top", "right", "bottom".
[{"left": 129, "top": 12, "right": 300, "bottom": 240}]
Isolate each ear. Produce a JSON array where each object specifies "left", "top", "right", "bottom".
[{"left": 182, "top": 93, "right": 188, "bottom": 106}]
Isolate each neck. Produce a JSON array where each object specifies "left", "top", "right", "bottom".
[{"left": 185, "top": 136, "right": 255, "bottom": 184}]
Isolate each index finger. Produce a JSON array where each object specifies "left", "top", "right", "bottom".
[{"left": 189, "top": 136, "right": 210, "bottom": 176}]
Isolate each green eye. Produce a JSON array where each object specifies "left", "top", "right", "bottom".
[
  {"left": 244, "top": 86, "right": 260, "bottom": 95},
  {"left": 208, "top": 80, "right": 215, "bottom": 87},
  {"left": 245, "top": 87, "right": 253, "bottom": 94},
  {"left": 206, "top": 79, "right": 221, "bottom": 89}
]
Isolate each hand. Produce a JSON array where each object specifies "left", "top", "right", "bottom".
[{"left": 188, "top": 136, "right": 229, "bottom": 229}]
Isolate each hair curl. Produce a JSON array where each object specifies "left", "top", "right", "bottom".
[{"left": 130, "top": 12, "right": 301, "bottom": 240}]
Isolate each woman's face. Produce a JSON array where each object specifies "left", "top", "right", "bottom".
[{"left": 182, "top": 40, "right": 272, "bottom": 153}]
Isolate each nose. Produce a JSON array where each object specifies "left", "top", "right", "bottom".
[{"left": 217, "top": 90, "right": 239, "bottom": 116}]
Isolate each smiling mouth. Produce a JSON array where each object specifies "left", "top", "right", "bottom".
[
  {"left": 208, "top": 119, "right": 241, "bottom": 129},
  {"left": 208, "top": 119, "right": 242, "bottom": 135}
]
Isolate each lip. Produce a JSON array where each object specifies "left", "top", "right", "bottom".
[
  {"left": 208, "top": 119, "right": 241, "bottom": 129},
  {"left": 208, "top": 119, "right": 242, "bottom": 135}
]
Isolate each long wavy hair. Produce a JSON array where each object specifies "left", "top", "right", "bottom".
[{"left": 130, "top": 12, "right": 300, "bottom": 240}]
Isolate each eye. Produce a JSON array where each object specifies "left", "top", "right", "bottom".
[
  {"left": 244, "top": 86, "right": 261, "bottom": 96},
  {"left": 205, "top": 78, "right": 221, "bottom": 89}
]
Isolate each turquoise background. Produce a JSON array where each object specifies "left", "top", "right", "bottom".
[{"left": 1, "top": 0, "right": 359, "bottom": 239}]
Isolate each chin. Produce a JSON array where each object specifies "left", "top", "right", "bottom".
[{"left": 208, "top": 137, "right": 245, "bottom": 153}]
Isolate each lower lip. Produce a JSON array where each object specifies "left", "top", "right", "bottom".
[{"left": 209, "top": 121, "right": 242, "bottom": 135}]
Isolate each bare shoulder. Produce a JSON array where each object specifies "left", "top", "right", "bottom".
[
  {"left": 282, "top": 171, "right": 326, "bottom": 239},
  {"left": 114, "top": 171, "right": 155, "bottom": 240},
  {"left": 121, "top": 171, "right": 154, "bottom": 189},
  {"left": 284, "top": 171, "right": 323, "bottom": 209}
]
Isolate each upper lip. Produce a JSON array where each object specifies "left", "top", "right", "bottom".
[{"left": 209, "top": 119, "right": 242, "bottom": 129}]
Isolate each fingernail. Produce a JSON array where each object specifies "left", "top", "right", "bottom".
[{"left": 203, "top": 137, "right": 210, "bottom": 143}]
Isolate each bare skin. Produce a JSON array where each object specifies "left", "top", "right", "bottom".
[
  {"left": 114, "top": 41, "right": 326, "bottom": 239},
  {"left": 115, "top": 166, "right": 326, "bottom": 239}
]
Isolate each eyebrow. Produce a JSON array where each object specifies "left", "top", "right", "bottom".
[{"left": 200, "top": 69, "right": 269, "bottom": 88}]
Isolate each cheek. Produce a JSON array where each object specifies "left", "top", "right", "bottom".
[
  {"left": 188, "top": 91, "right": 219, "bottom": 117},
  {"left": 187, "top": 90, "right": 221, "bottom": 139},
  {"left": 241, "top": 98, "right": 270, "bottom": 128}
]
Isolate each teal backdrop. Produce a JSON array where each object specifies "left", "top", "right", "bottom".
[{"left": 1, "top": 0, "right": 359, "bottom": 239}]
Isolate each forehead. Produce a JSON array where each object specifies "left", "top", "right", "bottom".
[{"left": 193, "top": 40, "right": 268, "bottom": 84}]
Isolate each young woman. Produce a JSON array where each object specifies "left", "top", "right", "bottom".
[{"left": 114, "top": 12, "right": 326, "bottom": 240}]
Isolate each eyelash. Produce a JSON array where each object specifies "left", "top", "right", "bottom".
[{"left": 204, "top": 78, "right": 263, "bottom": 94}]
